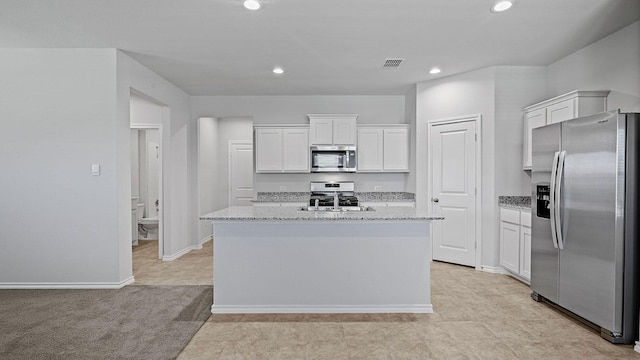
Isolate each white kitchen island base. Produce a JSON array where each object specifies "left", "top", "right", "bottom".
[{"left": 211, "top": 220, "right": 432, "bottom": 314}]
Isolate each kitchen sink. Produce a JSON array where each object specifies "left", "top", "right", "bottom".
[{"left": 298, "top": 206, "right": 376, "bottom": 212}]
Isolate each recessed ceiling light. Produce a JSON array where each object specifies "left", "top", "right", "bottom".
[
  {"left": 243, "top": 0, "right": 261, "bottom": 10},
  {"left": 429, "top": 67, "right": 441, "bottom": 75},
  {"left": 491, "top": 1, "right": 512, "bottom": 13},
  {"left": 273, "top": 67, "right": 284, "bottom": 75}
]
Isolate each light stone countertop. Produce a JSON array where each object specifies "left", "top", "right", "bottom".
[
  {"left": 498, "top": 196, "right": 531, "bottom": 210},
  {"left": 200, "top": 205, "right": 442, "bottom": 221}
]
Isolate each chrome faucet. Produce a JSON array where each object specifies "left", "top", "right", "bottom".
[{"left": 333, "top": 192, "right": 339, "bottom": 210}]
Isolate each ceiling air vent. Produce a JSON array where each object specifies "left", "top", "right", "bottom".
[{"left": 382, "top": 58, "right": 404, "bottom": 68}]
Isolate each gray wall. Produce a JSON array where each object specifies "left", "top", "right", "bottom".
[
  {"left": 547, "top": 21, "right": 640, "bottom": 112},
  {"left": 0, "top": 49, "right": 121, "bottom": 285},
  {"left": 416, "top": 67, "right": 498, "bottom": 269},
  {"left": 116, "top": 51, "right": 193, "bottom": 263}
]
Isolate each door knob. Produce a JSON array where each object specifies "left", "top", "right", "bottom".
[{"left": 432, "top": 198, "right": 439, "bottom": 203}]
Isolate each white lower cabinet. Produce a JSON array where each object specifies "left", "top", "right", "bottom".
[
  {"left": 253, "top": 202, "right": 306, "bottom": 207},
  {"left": 499, "top": 207, "right": 531, "bottom": 283},
  {"left": 360, "top": 201, "right": 415, "bottom": 208}
]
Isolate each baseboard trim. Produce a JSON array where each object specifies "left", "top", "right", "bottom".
[
  {"left": 211, "top": 304, "right": 434, "bottom": 314},
  {"left": 162, "top": 240, "right": 211, "bottom": 262},
  {"left": 200, "top": 235, "right": 213, "bottom": 246},
  {"left": 481, "top": 265, "right": 506, "bottom": 274},
  {"left": 0, "top": 276, "right": 135, "bottom": 289}
]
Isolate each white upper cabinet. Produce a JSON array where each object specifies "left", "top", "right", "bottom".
[
  {"left": 383, "top": 127, "right": 409, "bottom": 172},
  {"left": 357, "top": 125, "right": 409, "bottom": 173},
  {"left": 522, "top": 90, "right": 609, "bottom": 170},
  {"left": 282, "top": 128, "right": 309, "bottom": 171},
  {"left": 255, "top": 128, "right": 283, "bottom": 172},
  {"left": 255, "top": 126, "right": 309, "bottom": 173},
  {"left": 308, "top": 114, "right": 357, "bottom": 145},
  {"left": 356, "top": 128, "right": 383, "bottom": 171}
]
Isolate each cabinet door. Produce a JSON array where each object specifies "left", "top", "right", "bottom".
[
  {"left": 309, "top": 119, "right": 334, "bottom": 145},
  {"left": 283, "top": 128, "right": 309, "bottom": 172},
  {"left": 520, "top": 225, "right": 531, "bottom": 280},
  {"left": 333, "top": 119, "right": 356, "bottom": 145},
  {"left": 255, "top": 128, "right": 283, "bottom": 172},
  {"left": 357, "top": 128, "right": 383, "bottom": 171},
  {"left": 500, "top": 221, "right": 520, "bottom": 274},
  {"left": 383, "top": 128, "right": 409, "bottom": 172},
  {"left": 523, "top": 108, "right": 547, "bottom": 169},
  {"left": 547, "top": 99, "right": 576, "bottom": 124}
]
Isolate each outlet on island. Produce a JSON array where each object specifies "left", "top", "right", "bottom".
[
  {"left": 279, "top": 186, "right": 287, "bottom": 191},
  {"left": 374, "top": 186, "right": 382, "bottom": 191}
]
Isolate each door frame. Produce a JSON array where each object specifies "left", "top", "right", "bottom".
[
  {"left": 131, "top": 124, "right": 164, "bottom": 260},
  {"left": 228, "top": 140, "right": 254, "bottom": 207},
  {"left": 427, "top": 114, "right": 482, "bottom": 269}
]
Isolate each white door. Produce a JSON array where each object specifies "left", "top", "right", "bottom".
[
  {"left": 430, "top": 119, "right": 477, "bottom": 267},
  {"left": 147, "top": 141, "right": 160, "bottom": 218},
  {"left": 229, "top": 142, "right": 254, "bottom": 206}
]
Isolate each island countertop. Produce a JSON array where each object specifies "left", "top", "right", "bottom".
[{"left": 200, "top": 205, "right": 443, "bottom": 221}]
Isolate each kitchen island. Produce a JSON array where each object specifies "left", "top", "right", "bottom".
[{"left": 200, "top": 206, "right": 442, "bottom": 314}]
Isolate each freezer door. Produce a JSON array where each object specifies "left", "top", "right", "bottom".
[
  {"left": 531, "top": 123, "right": 560, "bottom": 303},
  {"left": 557, "top": 111, "right": 624, "bottom": 333}
]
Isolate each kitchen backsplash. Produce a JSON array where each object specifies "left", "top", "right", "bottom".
[{"left": 255, "top": 192, "right": 415, "bottom": 202}]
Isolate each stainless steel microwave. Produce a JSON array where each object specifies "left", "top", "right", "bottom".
[{"left": 310, "top": 146, "right": 356, "bottom": 173}]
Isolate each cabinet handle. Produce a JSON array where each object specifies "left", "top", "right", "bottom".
[{"left": 432, "top": 198, "right": 439, "bottom": 203}]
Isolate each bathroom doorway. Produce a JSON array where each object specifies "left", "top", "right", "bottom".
[
  {"left": 130, "top": 90, "right": 165, "bottom": 261},
  {"left": 131, "top": 126, "right": 163, "bottom": 259}
]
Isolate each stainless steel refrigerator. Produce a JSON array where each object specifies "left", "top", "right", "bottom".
[{"left": 531, "top": 110, "right": 639, "bottom": 343}]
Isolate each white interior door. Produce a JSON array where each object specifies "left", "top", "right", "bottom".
[
  {"left": 430, "top": 119, "right": 477, "bottom": 267},
  {"left": 229, "top": 141, "right": 254, "bottom": 206},
  {"left": 147, "top": 141, "right": 160, "bottom": 218}
]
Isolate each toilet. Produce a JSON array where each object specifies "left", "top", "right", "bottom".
[{"left": 136, "top": 203, "right": 159, "bottom": 240}]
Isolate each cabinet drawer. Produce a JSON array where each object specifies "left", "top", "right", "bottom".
[
  {"left": 520, "top": 211, "right": 531, "bottom": 227},
  {"left": 500, "top": 208, "right": 520, "bottom": 224}
]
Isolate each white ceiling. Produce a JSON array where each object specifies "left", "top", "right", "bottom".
[{"left": 1, "top": 0, "right": 638, "bottom": 96}]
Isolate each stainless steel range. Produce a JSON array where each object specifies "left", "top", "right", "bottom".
[{"left": 309, "top": 181, "right": 359, "bottom": 210}]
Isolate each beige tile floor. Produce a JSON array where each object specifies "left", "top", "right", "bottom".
[
  {"left": 132, "top": 240, "right": 213, "bottom": 285},
  {"left": 132, "top": 240, "right": 640, "bottom": 359}
]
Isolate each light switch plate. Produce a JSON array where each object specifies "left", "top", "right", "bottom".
[{"left": 91, "top": 164, "right": 100, "bottom": 176}]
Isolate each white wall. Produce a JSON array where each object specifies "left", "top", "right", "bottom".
[
  {"left": 116, "top": 51, "right": 194, "bottom": 263},
  {"left": 0, "top": 48, "right": 193, "bottom": 287},
  {"left": 547, "top": 20, "right": 640, "bottom": 112},
  {"left": 191, "top": 95, "right": 409, "bottom": 193},
  {"left": 494, "top": 66, "right": 547, "bottom": 196},
  {"left": 416, "top": 67, "right": 498, "bottom": 268},
  {"left": 0, "top": 49, "right": 123, "bottom": 286},
  {"left": 197, "top": 117, "right": 218, "bottom": 243}
]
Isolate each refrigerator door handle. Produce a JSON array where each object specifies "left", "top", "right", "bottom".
[
  {"left": 549, "top": 151, "right": 560, "bottom": 249},
  {"left": 555, "top": 150, "right": 566, "bottom": 250}
]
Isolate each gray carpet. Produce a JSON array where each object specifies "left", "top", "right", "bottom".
[{"left": 0, "top": 285, "right": 212, "bottom": 360}]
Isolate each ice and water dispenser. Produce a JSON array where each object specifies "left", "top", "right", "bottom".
[{"left": 536, "top": 185, "right": 550, "bottom": 218}]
